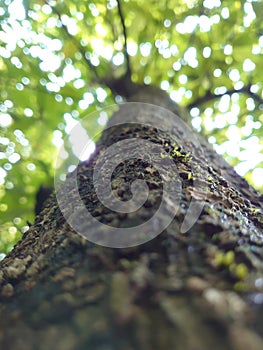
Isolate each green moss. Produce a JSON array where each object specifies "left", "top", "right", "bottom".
[
  {"left": 235, "top": 263, "right": 248, "bottom": 279},
  {"left": 171, "top": 146, "right": 192, "bottom": 162},
  {"left": 187, "top": 172, "right": 193, "bottom": 180},
  {"left": 215, "top": 250, "right": 235, "bottom": 266},
  {"left": 160, "top": 153, "right": 173, "bottom": 160},
  {"left": 249, "top": 207, "right": 260, "bottom": 214},
  {"left": 233, "top": 281, "right": 246, "bottom": 292},
  {"left": 215, "top": 250, "right": 248, "bottom": 281}
]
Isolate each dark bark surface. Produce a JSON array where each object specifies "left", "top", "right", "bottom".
[{"left": 0, "top": 85, "right": 263, "bottom": 350}]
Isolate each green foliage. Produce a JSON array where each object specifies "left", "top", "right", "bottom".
[{"left": 0, "top": 0, "right": 263, "bottom": 255}]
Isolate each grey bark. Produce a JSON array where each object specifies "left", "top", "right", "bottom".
[{"left": 0, "top": 85, "right": 263, "bottom": 350}]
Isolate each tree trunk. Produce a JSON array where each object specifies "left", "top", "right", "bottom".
[{"left": 0, "top": 85, "right": 263, "bottom": 350}]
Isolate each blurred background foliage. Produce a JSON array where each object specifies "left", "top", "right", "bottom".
[{"left": 0, "top": 0, "right": 263, "bottom": 256}]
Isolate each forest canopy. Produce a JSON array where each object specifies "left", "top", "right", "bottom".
[{"left": 0, "top": 0, "right": 263, "bottom": 256}]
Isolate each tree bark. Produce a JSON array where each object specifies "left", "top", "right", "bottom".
[{"left": 0, "top": 84, "right": 263, "bottom": 350}]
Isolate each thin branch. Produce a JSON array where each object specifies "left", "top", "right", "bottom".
[
  {"left": 188, "top": 85, "right": 263, "bottom": 109},
  {"left": 45, "top": 1, "right": 100, "bottom": 82},
  {"left": 116, "top": 0, "right": 131, "bottom": 79}
]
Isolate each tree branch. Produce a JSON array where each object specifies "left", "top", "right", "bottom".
[
  {"left": 45, "top": 1, "right": 100, "bottom": 82},
  {"left": 116, "top": 0, "right": 131, "bottom": 79},
  {"left": 188, "top": 85, "right": 263, "bottom": 109}
]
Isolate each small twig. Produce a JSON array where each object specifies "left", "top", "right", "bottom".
[
  {"left": 45, "top": 1, "right": 100, "bottom": 82},
  {"left": 188, "top": 85, "right": 263, "bottom": 109},
  {"left": 116, "top": 0, "right": 131, "bottom": 79}
]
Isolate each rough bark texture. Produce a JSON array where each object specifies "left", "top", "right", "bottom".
[{"left": 0, "top": 85, "right": 263, "bottom": 350}]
